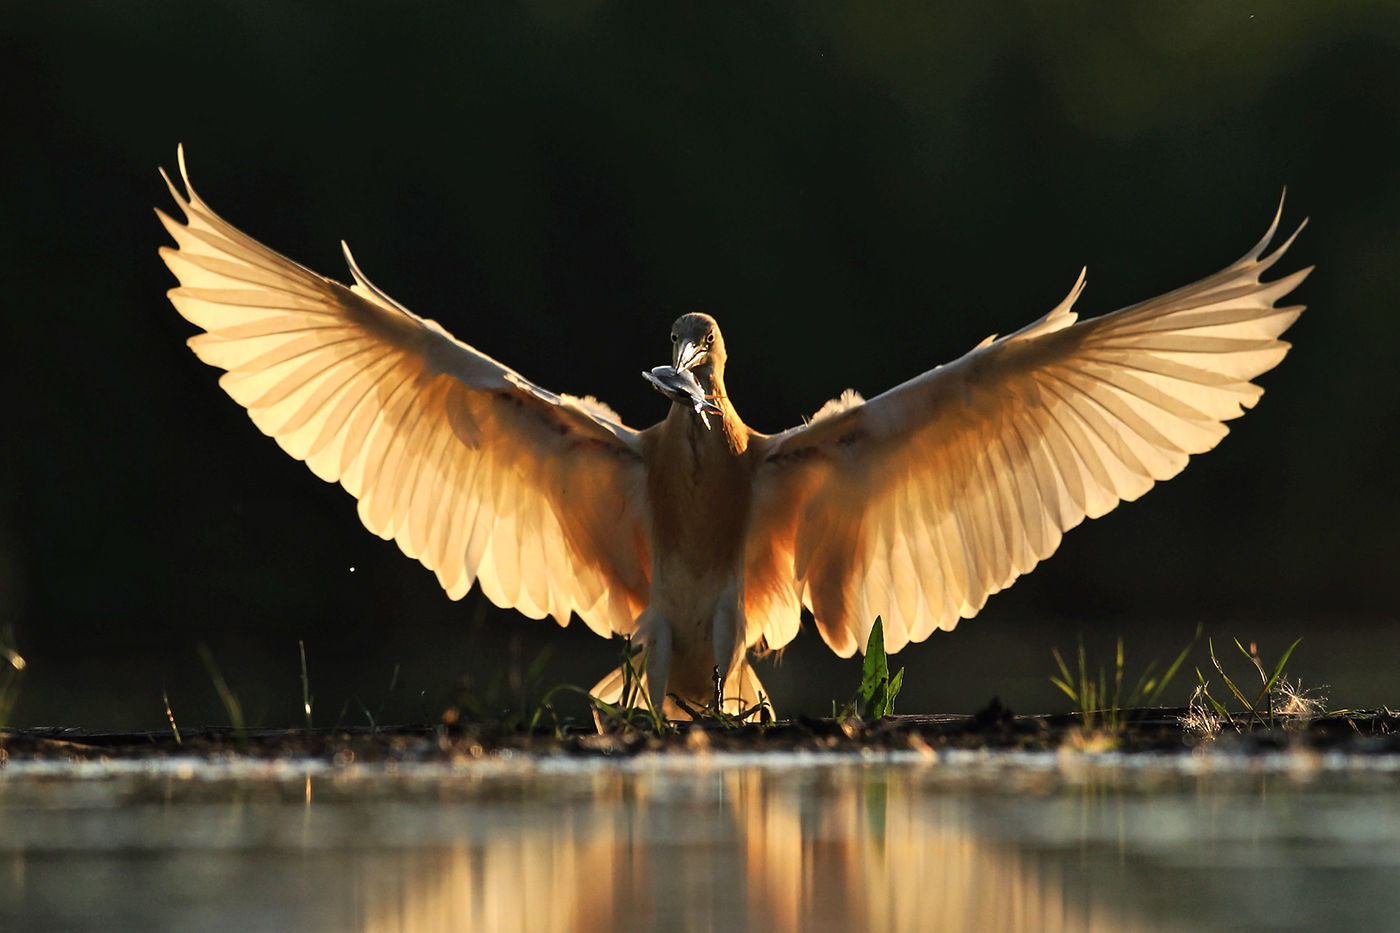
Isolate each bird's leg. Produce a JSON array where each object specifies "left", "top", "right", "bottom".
[
  {"left": 642, "top": 612, "right": 672, "bottom": 717},
  {"left": 711, "top": 584, "right": 742, "bottom": 713}
]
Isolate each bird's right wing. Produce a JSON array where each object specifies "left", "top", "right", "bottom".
[
  {"left": 745, "top": 204, "right": 1308, "bottom": 657},
  {"left": 158, "top": 147, "right": 651, "bottom": 636}
]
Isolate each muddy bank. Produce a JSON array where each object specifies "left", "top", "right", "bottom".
[{"left": 4, "top": 705, "right": 1398, "bottom": 764}]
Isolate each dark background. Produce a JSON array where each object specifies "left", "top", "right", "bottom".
[{"left": 5, "top": 2, "right": 1398, "bottom": 730}]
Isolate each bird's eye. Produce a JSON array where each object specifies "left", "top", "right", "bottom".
[
  {"left": 705, "top": 334, "right": 715, "bottom": 347},
  {"left": 671, "top": 333, "right": 678, "bottom": 343}
]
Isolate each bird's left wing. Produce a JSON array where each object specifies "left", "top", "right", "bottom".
[
  {"left": 745, "top": 206, "right": 1308, "bottom": 657},
  {"left": 157, "top": 147, "right": 651, "bottom": 636}
]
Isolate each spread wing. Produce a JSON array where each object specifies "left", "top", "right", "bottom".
[
  {"left": 745, "top": 203, "right": 1308, "bottom": 657},
  {"left": 157, "top": 147, "right": 650, "bottom": 636}
]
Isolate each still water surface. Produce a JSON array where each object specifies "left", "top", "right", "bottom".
[{"left": 2, "top": 751, "right": 1398, "bottom": 932}]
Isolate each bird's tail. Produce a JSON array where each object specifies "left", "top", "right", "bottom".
[{"left": 590, "top": 652, "right": 774, "bottom": 723}]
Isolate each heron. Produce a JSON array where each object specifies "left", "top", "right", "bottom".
[{"left": 156, "top": 147, "right": 1308, "bottom": 719}]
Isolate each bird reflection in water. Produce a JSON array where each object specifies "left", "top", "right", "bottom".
[{"left": 352, "top": 767, "right": 1139, "bottom": 933}]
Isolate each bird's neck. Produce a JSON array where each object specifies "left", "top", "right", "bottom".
[{"left": 689, "top": 365, "right": 747, "bottom": 455}]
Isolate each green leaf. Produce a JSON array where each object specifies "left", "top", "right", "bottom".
[
  {"left": 849, "top": 618, "right": 905, "bottom": 719},
  {"left": 860, "top": 617, "right": 890, "bottom": 710},
  {"left": 884, "top": 667, "right": 905, "bottom": 717}
]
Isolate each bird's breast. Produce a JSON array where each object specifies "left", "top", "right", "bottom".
[{"left": 645, "top": 407, "right": 754, "bottom": 609}]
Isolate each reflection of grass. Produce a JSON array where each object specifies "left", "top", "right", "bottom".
[
  {"left": 0, "top": 625, "right": 25, "bottom": 730},
  {"left": 1051, "top": 626, "right": 1197, "bottom": 736}
]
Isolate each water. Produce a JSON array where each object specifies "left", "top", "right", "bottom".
[{"left": 3, "top": 750, "right": 1398, "bottom": 932}]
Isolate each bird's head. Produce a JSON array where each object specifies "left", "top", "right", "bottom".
[{"left": 670, "top": 313, "right": 727, "bottom": 388}]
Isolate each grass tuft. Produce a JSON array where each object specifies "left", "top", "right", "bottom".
[
  {"left": 1187, "top": 636, "right": 1319, "bottom": 738},
  {"left": 590, "top": 636, "right": 671, "bottom": 735},
  {"left": 1051, "top": 625, "right": 1198, "bottom": 737}
]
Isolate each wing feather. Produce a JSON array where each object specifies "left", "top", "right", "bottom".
[
  {"left": 749, "top": 202, "right": 1308, "bottom": 656},
  {"left": 159, "top": 147, "right": 650, "bottom": 636}
]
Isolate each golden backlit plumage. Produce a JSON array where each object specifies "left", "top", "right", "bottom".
[{"left": 158, "top": 146, "right": 1307, "bottom": 717}]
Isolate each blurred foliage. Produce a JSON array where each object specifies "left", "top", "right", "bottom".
[
  {"left": 1051, "top": 626, "right": 1198, "bottom": 735},
  {"left": 0, "top": 625, "right": 25, "bottom": 730},
  {"left": 6, "top": 2, "right": 1400, "bottom": 727}
]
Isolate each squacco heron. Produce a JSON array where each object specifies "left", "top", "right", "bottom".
[{"left": 157, "top": 148, "right": 1307, "bottom": 718}]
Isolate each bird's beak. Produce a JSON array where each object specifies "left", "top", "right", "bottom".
[{"left": 676, "top": 340, "right": 705, "bottom": 373}]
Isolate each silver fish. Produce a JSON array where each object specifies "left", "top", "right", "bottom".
[{"left": 643, "top": 365, "right": 722, "bottom": 429}]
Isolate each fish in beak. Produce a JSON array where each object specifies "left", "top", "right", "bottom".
[{"left": 643, "top": 365, "right": 721, "bottom": 429}]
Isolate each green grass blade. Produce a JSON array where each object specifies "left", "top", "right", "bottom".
[
  {"left": 162, "top": 688, "right": 182, "bottom": 745},
  {"left": 1077, "top": 636, "right": 1088, "bottom": 704},
  {"left": 197, "top": 644, "right": 246, "bottom": 744},
  {"left": 1233, "top": 637, "right": 1258, "bottom": 668},
  {"left": 1195, "top": 668, "right": 1231, "bottom": 718},
  {"left": 1215, "top": 664, "right": 1260, "bottom": 708},
  {"left": 1217, "top": 666, "right": 1255, "bottom": 712},
  {"left": 298, "top": 640, "right": 313, "bottom": 731},
  {"left": 524, "top": 645, "right": 555, "bottom": 687},
  {"left": 1146, "top": 625, "right": 1200, "bottom": 706},
  {"left": 1268, "top": 638, "right": 1303, "bottom": 690},
  {"left": 1113, "top": 638, "right": 1125, "bottom": 706},
  {"left": 1128, "top": 659, "right": 1159, "bottom": 706},
  {"left": 1209, "top": 639, "right": 1255, "bottom": 712}
]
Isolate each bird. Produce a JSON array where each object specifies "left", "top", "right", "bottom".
[{"left": 156, "top": 146, "right": 1308, "bottom": 719}]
